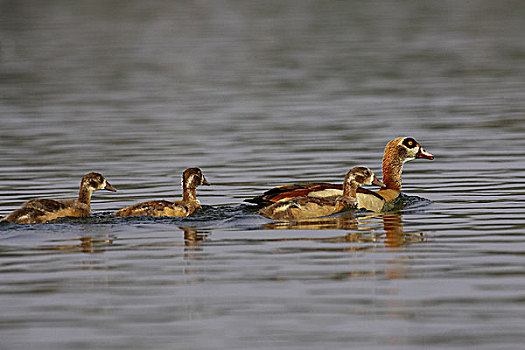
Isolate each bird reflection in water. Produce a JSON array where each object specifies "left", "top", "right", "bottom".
[
  {"left": 180, "top": 226, "right": 209, "bottom": 247},
  {"left": 261, "top": 212, "right": 425, "bottom": 280},
  {"left": 261, "top": 211, "right": 425, "bottom": 248},
  {"left": 35, "top": 235, "right": 114, "bottom": 254},
  {"left": 30, "top": 226, "right": 209, "bottom": 255}
]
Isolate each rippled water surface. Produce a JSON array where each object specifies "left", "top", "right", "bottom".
[{"left": 1, "top": 1, "right": 525, "bottom": 349}]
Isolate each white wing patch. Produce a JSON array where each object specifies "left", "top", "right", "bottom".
[
  {"left": 307, "top": 189, "right": 343, "bottom": 198},
  {"left": 274, "top": 203, "right": 290, "bottom": 213}
]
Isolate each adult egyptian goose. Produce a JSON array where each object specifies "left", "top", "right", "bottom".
[
  {"left": 1, "top": 172, "right": 116, "bottom": 224},
  {"left": 257, "top": 167, "right": 385, "bottom": 220},
  {"left": 248, "top": 137, "right": 434, "bottom": 212},
  {"left": 114, "top": 168, "right": 210, "bottom": 217}
]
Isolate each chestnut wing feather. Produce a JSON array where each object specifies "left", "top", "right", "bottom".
[{"left": 247, "top": 182, "right": 343, "bottom": 205}]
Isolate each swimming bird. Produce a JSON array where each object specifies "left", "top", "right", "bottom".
[
  {"left": 114, "top": 168, "right": 210, "bottom": 217},
  {"left": 257, "top": 167, "right": 385, "bottom": 220},
  {"left": 247, "top": 137, "right": 434, "bottom": 212},
  {"left": 1, "top": 172, "right": 116, "bottom": 224}
]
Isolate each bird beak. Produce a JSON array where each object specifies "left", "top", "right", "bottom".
[
  {"left": 373, "top": 175, "right": 387, "bottom": 188},
  {"left": 202, "top": 176, "right": 211, "bottom": 186},
  {"left": 104, "top": 182, "right": 117, "bottom": 192},
  {"left": 416, "top": 147, "right": 434, "bottom": 160}
]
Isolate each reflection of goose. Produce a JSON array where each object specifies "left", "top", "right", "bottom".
[
  {"left": 262, "top": 210, "right": 360, "bottom": 231},
  {"left": 260, "top": 213, "right": 426, "bottom": 281},
  {"left": 37, "top": 236, "right": 114, "bottom": 254},
  {"left": 1, "top": 173, "right": 116, "bottom": 224},
  {"left": 248, "top": 137, "right": 434, "bottom": 212},
  {"left": 382, "top": 214, "right": 425, "bottom": 248},
  {"left": 114, "top": 168, "right": 210, "bottom": 217},
  {"left": 257, "top": 167, "right": 384, "bottom": 220},
  {"left": 261, "top": 213, "right": 425, "bottom": 248},
  {"left": 181, "top": 226, "right": 210, "bottom": 247}
]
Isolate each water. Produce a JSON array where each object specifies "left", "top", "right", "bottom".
[{"left": 1, "top": 1, "right": 525, "bottom": 349}]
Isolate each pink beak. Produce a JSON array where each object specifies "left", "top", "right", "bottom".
[{"left": 416, "top": 148, "right": 434, "bottom": 160}]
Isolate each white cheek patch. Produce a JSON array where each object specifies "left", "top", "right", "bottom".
[
  {"left": 406, "top": 146, "right": 422, "bottom": 162},
  {"left": 404, "top": 154, "right": 416, "bottom": 163},
  {"left": 184, "top": 174, "right": 197, "bottom": 187}
]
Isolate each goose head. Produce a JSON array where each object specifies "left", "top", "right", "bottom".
[
  {"left": 381, "top": 137, "right": 434, "bottom": 191},
  {"left": 385, "top": 137, "right": 434, "bottom": 164}
]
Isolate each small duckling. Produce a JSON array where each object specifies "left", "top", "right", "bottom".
[
  {"left": 114, "top": 168, "right": 210, "bottom": 218},
  {"left": 1, "top": 172, "right": 116, "bottom": 224},
  {"left": 257, "top": 167, "right": 385, "bottom": 221}
]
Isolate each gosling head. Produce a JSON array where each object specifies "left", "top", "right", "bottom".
[
  {"left": 182, "top": 168, "right": 211, "bottom": 189},
  {"left": 81, "top": 172, "right": 117, "bottom": 192},
  {"left": 345, "top": 167, "right": 385, "bottom": 188}
]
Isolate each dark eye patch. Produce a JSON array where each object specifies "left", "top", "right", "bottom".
[
  {"left": 355, "top": 175, "right": 366, "bottom": 184},
  {"left": 403, "top": 137, "right": 417, "bottom": 149}
]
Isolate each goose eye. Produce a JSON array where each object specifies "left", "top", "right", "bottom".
[{"left": 403, "top": 138, "right": 417, "bottom": 149}]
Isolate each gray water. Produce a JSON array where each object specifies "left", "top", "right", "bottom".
[{"left": 1, "top": 1, "right": 525, "bottom": 349}]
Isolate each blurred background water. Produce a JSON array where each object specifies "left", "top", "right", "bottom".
[{"left": 1, "top": 1, "right": 525, "bottom": 349}]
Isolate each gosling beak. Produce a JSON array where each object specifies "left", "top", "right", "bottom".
[
  {"left": 416, "top": 147, "right": 434, "bottom": 160},
  {"left": 104, "top": 181, "right": 117, "bottom": 192},
  {"left": 373, "top": 175, "right": 387, "bottom": 188},
  {"left": 202, "top": 176, "right": 211, "bottom": 186}
]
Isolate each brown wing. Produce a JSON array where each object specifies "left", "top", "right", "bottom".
[
  {"left": 24, "top": 199, "right": 68, "bottom": 212},
  {"left": 257, "top": 196, "right": 343, "bottom": 221},
  {"left": 128, "top": 200, "right": 174, "bottom": 211},
  {"left": 115, "top": 200, "right": 190, "bottom": 217},
  {"left": 1, "top": 207, "right": 48, "bottom": 224},
  {"left": 247, "top": 182, "right": 343, "bottom": 206}
]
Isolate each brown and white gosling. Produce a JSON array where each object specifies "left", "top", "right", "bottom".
[
  {"left": 114, "top": 168, "right": 210, "bottom": 218},
  {"left": 1, "top": 172, "right": 116, "bottom": 224},
  {"left": 257, "top": 167, "right": 385, "bottom": 221}
]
